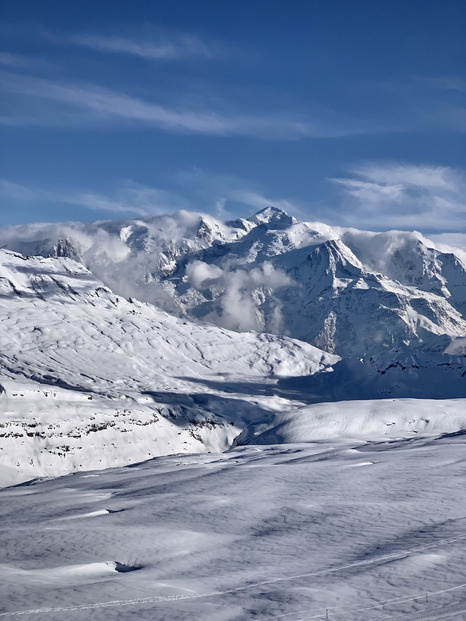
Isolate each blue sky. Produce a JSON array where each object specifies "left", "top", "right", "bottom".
[{"left": 0, "top": 0, "right": 465, "bottom": 232}]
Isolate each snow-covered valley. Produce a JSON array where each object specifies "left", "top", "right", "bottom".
[
  {"left": 0, "top": 247, "right": 339, "bottom": 485},
  {"left": 1, "top": 244, "right": 465, "bottom": 486},
  {"left": 0, "top": 209, "right": 465, "bottom": 619},
  {"left": 1, "top": 435, "right": 465, "bottom": 620}
]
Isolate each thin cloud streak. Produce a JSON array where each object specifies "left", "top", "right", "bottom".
[
  {"left": 176, "top": 169, "right": 305, "bottom": 219},
  {"left": 0, "top": 173, "right": 306, "bottom": 223},
  {"left": 0, "top": 52, "right": 34, "bottom": 67},
  {"left": 2, "top": 164, "right": 464, "bottom": 236},
  {"left": 67, "top": 32, "right": 213, "bottom": 60},
  {"left": 0, "top": 179, "right": 189, "bottom": 217},
  {"left": 0, "top": 71, "right": 386, "bottom": 139},
  {"left": 331, "top": 163, "right": 466, "bottom": 232},
  {"left": 0, "top": 52, "right": 54, "bottom": 72}
]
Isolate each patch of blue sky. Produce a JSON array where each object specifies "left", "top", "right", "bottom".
[{"left": 0, "top": 0, "right": 464, "bottom": 230}]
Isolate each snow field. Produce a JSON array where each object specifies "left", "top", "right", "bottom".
[
  {"left": 0, "top": 248, "right": 336, "bottom": 485},
  {"left": 0, "top": 223, "right": 465, "bottom": 620},
  {"left": 0, "top": 433, "right": 465, "bottom": 619}
]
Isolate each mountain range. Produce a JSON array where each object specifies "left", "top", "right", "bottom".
[
  {"left": 0, "top": 208, "right": 465, "bottom": 485},
  {"left": 1, "top": 206, "right": 465, "bottom": 357}
]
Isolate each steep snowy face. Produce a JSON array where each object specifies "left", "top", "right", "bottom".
[
  {"left": 0, "top": 208, "right": 465, "bottom": 357},
  {"left": 0, "top": 248, "right": 337, "bottom": 484},
  {"left": 173, "top": 217, "right": 466, "bottom": 356},
  {"left": 338, "top": 229, "right": 466, "bottom": 312}
]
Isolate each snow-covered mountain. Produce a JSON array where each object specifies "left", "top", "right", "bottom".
[
  {"left": 1, "top": 207, "right": 465, "bottom": 357},
  {"left": 0, "top": 247, "right": 339, "bottom": 484},
  {"left": 1, "top": 235, "right": 465, "bottom": 486}
]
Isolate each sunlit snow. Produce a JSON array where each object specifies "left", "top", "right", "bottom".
[
  {"left": 0, "top": 209, "right": 465, "bottom": 620},
  {"left": 1, "top": 436, "right": 465, "bottom": 619}
]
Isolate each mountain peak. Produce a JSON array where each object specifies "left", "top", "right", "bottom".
[{"left": 249, "top": 206, "right": 296, "bottom": 229}]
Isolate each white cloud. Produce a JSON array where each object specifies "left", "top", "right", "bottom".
[
  {"left": 185, "top": 261, "right": 223, "bottom": 289},
  {"left": 355, "top": 163, "right": 459, "bottom": 191},
  {"left": 0, "top": 71, "right": 381, "bottom": 139},
  {"left": 331, "top": 178, "right": 405, "bottom": 204},
  {"left": 0, "top": 178, "right": 188, "bottom": 217},
  {"left": 67, "top": 32, "right": 213, "bottom": 60},
  {"left": 186, "top": 260, "right": 294, "bottom": 332},
  {"left": 330, "top": 163, "right": 466, "bottom": 231}
]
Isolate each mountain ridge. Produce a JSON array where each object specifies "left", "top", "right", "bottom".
[
  {"left": 1, "top": 208, "right": 465, "bottom": 357},
  {"left": 0, "top": 226, "right": 465, "bottom": 485},
  {"left": 0, "top": 247, "right": 337, "bottom": 484}
]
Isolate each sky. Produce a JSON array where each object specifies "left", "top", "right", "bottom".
[{"left": 0, "top": 0, "right": 465, "bottom": 233}]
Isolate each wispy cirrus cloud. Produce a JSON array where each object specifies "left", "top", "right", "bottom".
[
  {"left": 65, "top": 31, "right": 214, "bottom": 61},
  {"left": 0, "top": 70, "right": 367, "bottom": 138},
  {"left": 176, "top": 169, "right": 304, "bottom": 219},
  {"left": 330, "top": 163, "right": 466, "bottom": 231},
  {"left": 0, "top": 52, "right": 34, "bottom": 68},
  {"left": 0, "top": 51, "right": 54, "bottom": 71},
  {"left": 0, "top": 179, "right": 189, "bottom": 217},
  {"left": 0, "top": 171, "right": 304, "bottom": 223}
]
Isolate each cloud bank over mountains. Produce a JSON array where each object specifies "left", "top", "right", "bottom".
[
  {"left": 1, "top": 206, "right": 465, "bottom": 358},
  {"left": 1, "top": 162, "right": 465, "bottom": 235},
  {"left": 332, "top": 163, "right": 466, "bottom": 231}
]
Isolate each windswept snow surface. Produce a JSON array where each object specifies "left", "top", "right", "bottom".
[{"left": 0, "top": 434, "right": 465, "bottom": 620}]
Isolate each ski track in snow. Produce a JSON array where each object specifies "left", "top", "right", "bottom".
[
  {"left": 1, "top": 437, "right": 465, "bottom": 620},
  {"left": 1, "top": 545, "right": 465, "bottom": 618},
  {"left": 1, "top": 577, "right": 464, "bottom": 619},
  {"left": 0, "top": 216, "right": 465, "bottom": 620}
]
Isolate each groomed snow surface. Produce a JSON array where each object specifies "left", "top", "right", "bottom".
[{"left": 1, "top": 434, "right": 465, "bottom": 620}]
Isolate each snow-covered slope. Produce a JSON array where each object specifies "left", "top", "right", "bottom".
[
  {"left": 1, "top": 435, "right": 465, "bottom": 620},
  {"left": 1, "top": 211, "right": 465, "bottom": 619},
  {"left": 1, "top": 207, "right": 465, "bottom": 357},
  {"left": 1, "top": 247, "right": 465, "bottom": 486},
  {"left": 0, "top": 248, "right": 337, "bottom": 485}
]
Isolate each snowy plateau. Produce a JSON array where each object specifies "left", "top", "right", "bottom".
[{"left": 0, "top": 207, "right": 465, "bottom": 620}]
